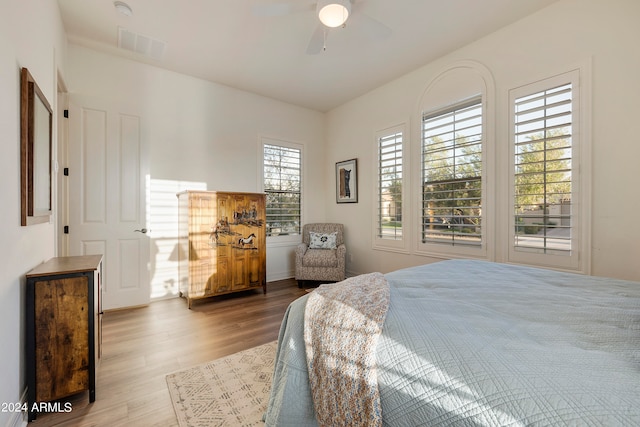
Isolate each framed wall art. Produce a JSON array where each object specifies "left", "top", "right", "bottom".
[{"left": 335, "top": 158, "right": 357, "bottom": 203}]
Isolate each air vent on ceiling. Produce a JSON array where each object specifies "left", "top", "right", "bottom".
[{"left": 118, "top": 27, "right": 165, "bottom": 61}]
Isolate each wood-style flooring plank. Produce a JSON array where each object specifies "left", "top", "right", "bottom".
[{"left": 30, "top": 279, "right": 307, "bottom": 426}]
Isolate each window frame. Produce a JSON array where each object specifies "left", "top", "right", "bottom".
[
  {"left": 507, "top": 68, "right": 590, "bottom": 273},
  {"left": 373, "top": 122, "right": 410, "bottom": 253},
  {"left": 412, "top": 61, "right": 495, "bottom": 260},
  {"left": 260, "top": 137, "right": 303, "bottom": 245}
]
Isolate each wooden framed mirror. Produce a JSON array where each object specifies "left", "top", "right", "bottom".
[{"left": 21, "top": 67, "right": 53, "bottom": 226}]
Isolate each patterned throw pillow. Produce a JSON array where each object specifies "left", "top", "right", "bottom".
[{"left": 309, "top": 232, "right": 338, "bottom": 249}]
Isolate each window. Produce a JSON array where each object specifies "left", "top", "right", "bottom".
[
  {"left": 509, "top": 69, "right": 587, "bottom": 272},
  {"left": 421, "top": 99, "right": 483, "bottom": 248},
  {"left": 262, "top": 142, "right": 301, "bottom": 237},
  {"left": 374, "top": 124, "right": 408, "bottom": 252}
]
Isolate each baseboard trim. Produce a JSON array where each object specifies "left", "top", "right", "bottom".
[{"left": 266, "top": 271, "right": 294, "bottom": 282}]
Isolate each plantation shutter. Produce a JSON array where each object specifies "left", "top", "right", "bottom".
[
  {"left": 421, "top": 99, "right": 482, "bottom": 246},
  {"left": 377, "top": 132, "right": 403, "bottom": 240},
  {"left": 263, "top": 144, "right": 301, "bottom": 236},
  {"left": 513, "top": 83, "right": 572, "bottom": 255}
]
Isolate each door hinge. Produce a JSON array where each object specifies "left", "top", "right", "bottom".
[
  {"left": 63, "top": 167, "right": 69, "bottom": 176},
  {"left": 63, "top": 109, "right": 69, "bottom": 118},
  {"left": 64, "top": 225, "right": 69, "bottom": 234}
]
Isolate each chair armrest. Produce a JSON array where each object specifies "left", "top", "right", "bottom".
[
  {"left": 295, "top": 243, "right": 309, "bottom": 258},
  {"left": 336, "top": 244, "right": 347, "bottom": 280},
  {"left": 336, "top": 244, "right": 346, "bottom": 265}
]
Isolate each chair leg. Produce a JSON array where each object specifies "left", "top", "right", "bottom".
[{"left": 297, "top": 280, "right": 304, "bottom": 288}]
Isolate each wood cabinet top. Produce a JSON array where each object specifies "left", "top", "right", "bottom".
[
  {"left": 26, "top": 255, "right": 103, "bottom": 278},
  {"left": 176, "top": 190, "right": 266, "bottom": 197}
]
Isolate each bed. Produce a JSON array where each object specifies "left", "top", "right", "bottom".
[{"left": 264, "top": 259, "right": 640, "bottom": 426}]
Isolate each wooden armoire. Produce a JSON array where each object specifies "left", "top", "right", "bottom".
[{"left": 177, "top": 191, "right": 266, "bottom": 308}]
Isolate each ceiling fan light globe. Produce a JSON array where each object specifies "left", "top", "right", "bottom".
[{"left": 317, "top": 0, "right": 351, "bottom": 28}]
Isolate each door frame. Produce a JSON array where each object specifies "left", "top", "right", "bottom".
[{"left": 56, "top": 70, "right": 68, "bottom": 257}]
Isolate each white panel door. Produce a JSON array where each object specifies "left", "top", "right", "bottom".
[{"left": 67, "top": 95, "right": 150, "bottom": 310}]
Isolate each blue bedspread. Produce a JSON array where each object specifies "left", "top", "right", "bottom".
[{"left": 264, "top": 260, "right": 640, "bottom": 426}]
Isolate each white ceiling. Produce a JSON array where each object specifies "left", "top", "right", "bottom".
[{"left": 56, "top": 0, "right": 559, "bottom": 112}]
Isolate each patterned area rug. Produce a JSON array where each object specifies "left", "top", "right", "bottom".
[{"left": 166, "top": 341, "right": 277, "bottom": 427}]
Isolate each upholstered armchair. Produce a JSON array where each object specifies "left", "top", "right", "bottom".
[{"left": 295, "top": 223, "right": 346, "bottom": 287}]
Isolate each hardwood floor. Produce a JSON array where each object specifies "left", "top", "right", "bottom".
[{"left": 31, "top": 279, "right": 307, "bottom": 426}]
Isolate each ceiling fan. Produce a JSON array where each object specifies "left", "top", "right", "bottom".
[{"left": 254, "top": 0, "right": 392, "bottom": 54}]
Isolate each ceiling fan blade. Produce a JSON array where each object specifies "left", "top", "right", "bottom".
[{"left": 306, "top": 24, "right": 328, "bottom": 55}]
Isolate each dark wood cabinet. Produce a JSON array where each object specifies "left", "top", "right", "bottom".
[
  {"left": 25, "top": 255, "right": 103, "bottom": 422},
  {"left": 177, "top": 191, "right": 266, "bottom": 308}
]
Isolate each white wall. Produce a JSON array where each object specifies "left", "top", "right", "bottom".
[
  {"left": 2, "top": 2, "right": 639, "bottom": 424},
  {"left": 325, "top": 0, "right": 640, "bottom": 282},
  {"left": 0, "top": 1, "right": 67, "bottom": 426},
  {"left": 66, "top": 45, "right": 326, "bottom": 286}
]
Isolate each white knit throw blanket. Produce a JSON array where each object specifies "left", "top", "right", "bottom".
[{"left": 304, "top": 273, "right": 390, "bottom": 427}]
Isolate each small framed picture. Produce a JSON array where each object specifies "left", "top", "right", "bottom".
[{"left": 335, "top": 158, "right": 358, "bottom": 203}]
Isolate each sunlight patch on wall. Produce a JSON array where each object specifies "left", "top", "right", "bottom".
[{"left": 149, "top": 179, "right": 207, "bottom": 300}]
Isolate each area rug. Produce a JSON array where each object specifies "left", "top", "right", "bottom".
[{"left": 166, "top": 341, "right": 277, "bottom": 427}]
